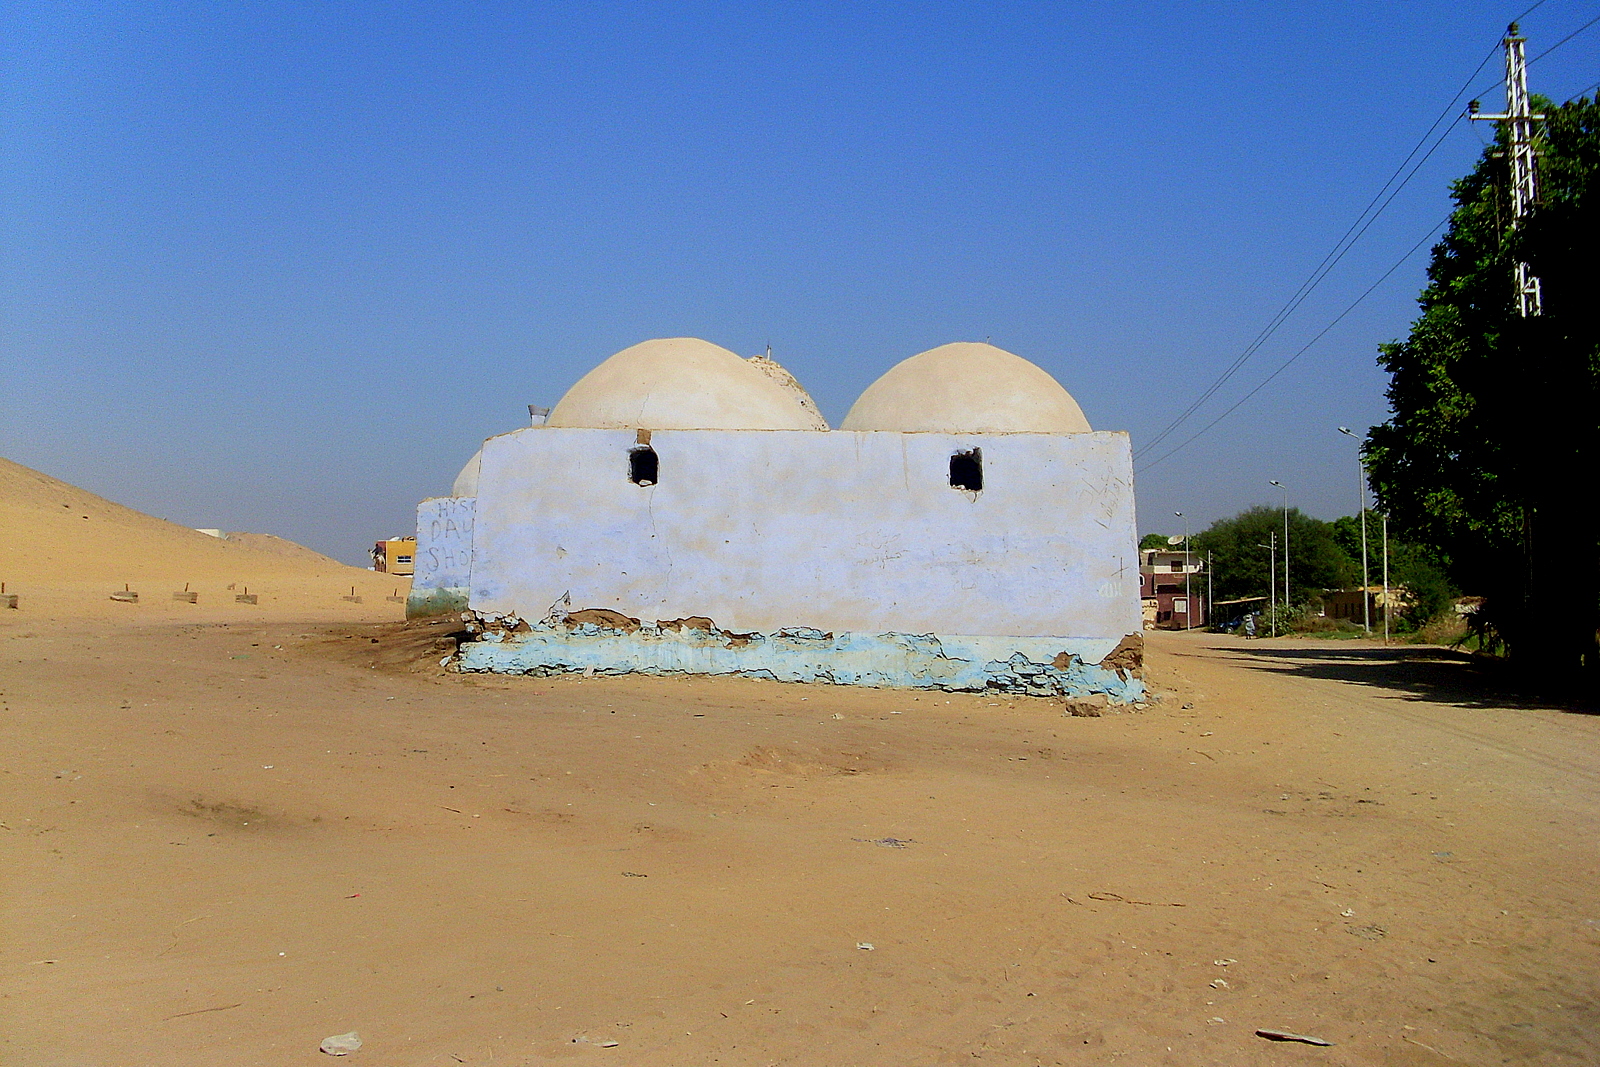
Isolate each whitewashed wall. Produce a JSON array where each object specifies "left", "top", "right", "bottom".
[
  {"left": 470, "top": 428, "right": 1140, "bottom": 641},
  {"left": 408, "top": 496, "right": 476, "bottom": 616}
]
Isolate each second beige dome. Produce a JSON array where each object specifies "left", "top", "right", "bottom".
[{"left": 841, "top": 342, "right": 1091, "bottom": 433}]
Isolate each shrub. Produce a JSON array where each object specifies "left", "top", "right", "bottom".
[{"left": 1413, "top": 612, "right": 1469, "bottom": 647}]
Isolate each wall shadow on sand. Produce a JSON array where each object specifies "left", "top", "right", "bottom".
[{"left": 1225, "top": 643, "right": 1596, "bottom": 715}]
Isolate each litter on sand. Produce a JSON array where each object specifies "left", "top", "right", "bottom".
[
  {"left": 1256, "top": 1028, "right": 1333, "bottom": 1046},
  {"left": 320, "top": 1031, "right": 362, "bottom": 1055},
  {"left": 852, "top": 837, "right": 913, "bottom": 848}
]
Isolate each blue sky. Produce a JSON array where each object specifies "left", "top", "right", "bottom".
[{"left": 3, "top": 1, "right": 1596, "bottom": 564}]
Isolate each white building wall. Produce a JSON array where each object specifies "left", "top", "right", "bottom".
[
  {"left": 470, "top": 427, "right": 1139, "bottom": 642},
  {"left": 408, "top": 496, "right": 476, "bottom": 616}
]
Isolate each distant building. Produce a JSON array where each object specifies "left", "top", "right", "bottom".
[
  {"left": 1139, "top": 547, "right": 1205, "bottom": 629},
  {"left": 372, "top": 537, "right": 416, "bottom": 576},
  {"left": 1323, "top": 586, "right": 1409, "bottom": 625}
]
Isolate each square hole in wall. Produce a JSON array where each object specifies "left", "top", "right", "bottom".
[
  {"left": 949, "top": 448, "right": 982, "bottom": 492},
  {"left": 629, "top": 445, "right": 658, "bottom": 486}
]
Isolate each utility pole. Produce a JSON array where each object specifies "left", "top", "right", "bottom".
[
  {"left": 1339, "top": 427, "right": 1372, "bottom": 635},
  {"left": 1270, "top": 531, "right": 1277, "bottom": 637},
  {"left": 1259, "top": 533, "right": 1277, "bottom": 637},
  {"left": 1176, "top": 511, "right": 1191, "bottom": 631},
  {"left": 1382, "top": 514, "right": 1391, "bottom": 644},
  {"left": 1470, "top": 23, "right": 1545, "bottom": 317},
  {"left": 1270, "top": 480, "right": 1290, "bottom": 613}
]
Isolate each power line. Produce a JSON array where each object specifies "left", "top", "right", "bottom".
[
  {"left": 1134, "top": 107, "right": 1472, "bottom": 459},
  {"left": 1466, "top": 10, "right": 1600, "bottom": 101},
  {"left": 1562, "top": 77, "right": 1600, "bottom": 102},
  {"left": 1532, "top": 10, "right": 1600, "bottom": 62},
  {"left": 1135, "top": 6, "right": 1573, "bottom": 463},
  {"left": 1137, "top": 217, "right": 1448, "bottom": 474},
  {"left": 1511, "top": 0, "right": 1551, "bottom": 25},
  {"left": 1133, "top": 38, "right": 1503, "bottom": 460}
]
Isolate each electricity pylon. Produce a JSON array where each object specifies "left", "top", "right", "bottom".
[{"left": 1470, "top": 23, "right": 1545, "bottom": 317}]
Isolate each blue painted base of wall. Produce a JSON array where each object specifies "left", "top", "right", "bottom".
[{"left": 453, "top": 616, "right": 1144, "bottom": 702}]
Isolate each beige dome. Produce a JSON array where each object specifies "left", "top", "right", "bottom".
[
  {"left": 452, "top": 450, "right": 482, "bottom": 497},
  {"left": 546, "top": 338, "right": 829, "bottom": 430},
  {"left": 841, "top": 342, "right": 1091, "bottom": 433}
]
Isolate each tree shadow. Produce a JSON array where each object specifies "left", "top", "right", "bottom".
[{"left": 1225, "top": 643, "right": 1597, "bottom": 714}]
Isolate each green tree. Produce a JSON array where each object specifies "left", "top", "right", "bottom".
[
  {"left": 1365, "top": 95, "right": 1599, "bottom": 678},
  {"left": 1192, "top": 507, "right": 1355, "bottom": 604},
  {"left": 1139, "top": 533, "right": 1174, "bottom": 550},
  {"left": 1329, "top": 512, "right": 1379, "bottom": 581},
  {"left": 1330, "top": 511, "right": 1456, "bottom": 627}
]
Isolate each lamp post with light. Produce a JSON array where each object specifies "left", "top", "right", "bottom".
[
  {"left": 1337, "top": 427, "right": 1371, "bottom": 635},
  {"left": 1269, "top": 480, "right": 1290, "bottom": 614}
]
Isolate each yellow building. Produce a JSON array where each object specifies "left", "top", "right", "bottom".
[{"left": 372, "top": 537, "right": 416, "bottom": 576}]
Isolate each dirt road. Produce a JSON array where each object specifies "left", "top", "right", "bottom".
[{"left": 3, "top": 620, "right": 1597, "bottom": 1065}]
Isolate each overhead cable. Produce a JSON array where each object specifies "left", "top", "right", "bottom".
[
  {"left": 1562, "top": 77, "right": 1600, "bottom": 102},
  {"left": 1467, "top": 10, "right": 1600, "bottom": 101},
  {"left": 1132, "top": 42, "right": 1503, "bottom": 459},
  {"left": 1532, "top": 11, "right": 1600, "bottom": 62},
  {"left": 1136, "top": 218, "right": 1450, "bottom": 474}
]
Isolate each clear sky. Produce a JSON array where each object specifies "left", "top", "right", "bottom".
[{"left": 3, "top": 1, "right": 1596, "bottom": 564}]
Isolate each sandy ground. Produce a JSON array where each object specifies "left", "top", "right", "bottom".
[
  {"left": 3, "top": 457, "right": 1598, "bottom": 1064},
  {"left": 3, "top": 612, "right": 1598, "bottom": 1066},
  {"left": 0, "top": 457, "right": 411, "bottom": 623}
]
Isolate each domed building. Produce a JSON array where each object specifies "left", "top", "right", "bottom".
[
  {"left": 451, "top": 450, "right": 482, "bottom": 497},
  {"left": 410, "top": 337, "right": 1143, "bottom": 700},
  {"left": 842, "top": 342, "right": 1091, "bottom": 434},
  {"left": 546, "top": 337, "right": 828, "bottom": 431}
]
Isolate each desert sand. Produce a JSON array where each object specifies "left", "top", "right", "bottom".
[
  {"left": 0, "top": 457, "right": 411, "bottom": 622},
  {"left": 2, "top": 461, "right": 1598, "bottom": 1065}
]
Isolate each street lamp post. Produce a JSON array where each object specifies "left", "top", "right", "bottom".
[
  {"left": 1269, "top": 480, "right": 1290, "bottom": 615},
  {"left": 1175, "top": 511, "right": 1190, "bottom": 631},
  {"left": 1338, "top": 427, "right": 1371, "bottom": 635}
]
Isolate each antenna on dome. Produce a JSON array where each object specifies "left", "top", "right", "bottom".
[{"left": 766, "top": 343, "right": 772, "bottom": 359}]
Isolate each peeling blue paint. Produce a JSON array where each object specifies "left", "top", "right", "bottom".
[{"left": 453, "top": 615, "right": 1144, "bottom": 702}]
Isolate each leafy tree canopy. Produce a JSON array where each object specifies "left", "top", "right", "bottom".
[
  {"left": 1329, "top": 511, "right": 1456, "bottom": 625},
  {"left": 1364, "top": 94, "right": 1598, "bottom": 675},
  {"left": 1139, "top": 533, "right": 1174, "bottom": 550},
  {"left": 1192, "top": 507, "right": 1354, "bottom": 604}
]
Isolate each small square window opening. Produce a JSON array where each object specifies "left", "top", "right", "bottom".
[
  {"left": 629, "top": 446, "right": 659, "bottom": 486},
  {"left": 949, "top": 448, "right": 982, "bottom": 492}
]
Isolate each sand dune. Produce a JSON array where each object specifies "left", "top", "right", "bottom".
[{"left": 0, "top": 457, "right": 407, "bottom": 621}]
